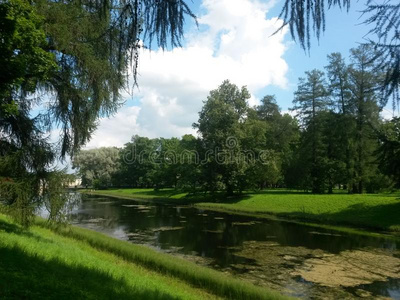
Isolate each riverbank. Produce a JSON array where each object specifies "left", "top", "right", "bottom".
[
  {"left": 84, "top": 189, "right": 400, "bottom": 233},
  {"left": 0, "top": 214, "right": 287, "bottom": 300},
  {"left": 196, "top": 191, "right": 400, "bottom": 233},
  {"left": 82, "top": 188, "right": 190, "bottom": 203}
]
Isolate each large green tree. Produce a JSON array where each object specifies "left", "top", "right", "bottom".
[
  {"left": 119, "top": 135, "right": 158, "bottom": 188},
  {"left": 0, "top": 0, "right": 59, "bottom": 226},
  {"left": 293, "top": 69, "right": 329, "bottom": 193},
  {"left": 0, "top": 0, "right": 195, "bottom": 224},
  {"left": 377, "top": 117, "right": 400, "bottom": 188},
  {"left": 325, "top": 52, "right": 355, "bottom": 191},
  {"left": 194, "top": 80, "right": 250, "bottom": 195},
  {"left": 72, "top": 147, "right": 120, "bottom": 189},
  {"left": 251, "top": 95, "right": 299, "bottom": 188},
  {"left": 347, "top": 45, "right": 383, "bottom": 193}
]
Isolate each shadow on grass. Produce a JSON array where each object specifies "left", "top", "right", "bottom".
[
  {"left": 130, "top": 189, "right": 183, "bottom": 197},
  {"left": 0, "top": 245, "right": 180, "bottom": 300},
  {"left": 0, "top": 218, "right": 55, "bottom": 244},
  {"left": 280, "top": 201, "right": 400, "bottom": 231},
  {"left": 246, "top": 189, "right": 311, "bottom": 195},
  {"left": 0, "top": 218, "right": 21, "bottom": 233}
]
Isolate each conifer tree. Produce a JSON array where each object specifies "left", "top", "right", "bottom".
[{"left": 293, "top": 69, "right": 329, "bottom": 193}]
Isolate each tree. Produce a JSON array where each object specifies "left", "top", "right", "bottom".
[
  {"left": 348, "top": 45, "right": 382, "bottom": 193},
  {"left": 177, "top": 134, "right": 202, "bottom": 192},
  {"left": 325, "top": 53, "right": 352, "bottom": 114},
  {"left": 253, "top": 95, "right": 299, "bottom": 188},
  {"left": 152, "top": 137, "right": 182, "bottom": 189},
  {"left": 119, "top": 135, "right": 157, "bottom": 188},
  {"left": 377, "top": 117, "right": 400, "bottom": 188},
  {"left": 72, "top": 147, "right": 120, "bottom": 189},
  {"left": 293, "top": 69, "right": 329, "bottom": 193},
  {"left": 0, "top": 0, "right": 195, "bottom": 224},
  {"left": 0, "top": 0, "right": 59, "bottom": 226},
  {"left": 325, "top": 52, "right": 355, "bottom": 191},
  {"left": 319, "top": 111, "right": 348, "bottom": 193},
  {"left": 194, "top": 80, "right": 250, "bottom": 195}
]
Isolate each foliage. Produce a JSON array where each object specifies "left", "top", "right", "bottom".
[
  {"left": 118, "top": 136, "right": 158, "bottom": 188},
  {"left": 89, "top": 62, "right": 395, "bottom": 195},
  {"left": 72, "top": 147, "right": 120, "bottom": 189},
  {"left": 0, "top": 0, "right": 56, "bottom": 98},
  {"left": 284, "top": 45, "right": 390, "bottom": 193},
  {"left": 0, "top": 170, "right": 74, "bottom": 227},
  {"left": 348, "top": 45, "right": 383, "bottom": 193},
  {"left": 377, "top": 117, "right": 400, "bottom": 187},
  {"left": 0, "top": 0, "right": 195, "bottom": 225},
  {"left": 292, "top": 69, "right": 329, "bottom": 193},
  {"left": 362, "top": 1, "right": 400, "bottom": 102},
  {"left": 194, "top": 80, "right": 251, "bottom": 195}
]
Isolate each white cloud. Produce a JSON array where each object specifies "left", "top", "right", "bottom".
[
  {"left": 84, "top": 106, "right": 141, "bottom": 149},
  {"left": 381, "top": 108, "right": 399, "bottom": 120},
  {"left": 85, "top": 0, "right": 289, "bottom": 148}
]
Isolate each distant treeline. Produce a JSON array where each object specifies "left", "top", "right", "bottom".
[{"left": 73, "top": 46, "right": 400, "bottom": 194}]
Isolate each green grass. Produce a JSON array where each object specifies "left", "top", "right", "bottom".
[
  {"left": 86, "top": 188, "right": 400, "bottom": 232},
  {"left": 195, "top": 190, "right": 400, "bottom": 232},
  {"left": 0, "top": 214, "right": 288, "bottom": 300},
  {"left": 83, "top": 188, "right": 189, "bottom": 202}
]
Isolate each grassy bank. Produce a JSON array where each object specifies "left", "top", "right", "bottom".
[
  {"left": 85, "top": 188, "right": 400, "bottom": 232},
  {"left": 82, "top": 188, "right": 191, "bottom": 203},
  {"left": 196, "top": 190, "right": 400, "bottom": 232},
  {"left": 0, "top": 214, "right": 287, "bottom": 300}
]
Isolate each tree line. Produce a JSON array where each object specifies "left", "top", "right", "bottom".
[
  {"left": 2, "top": 0, "right": 398, "bottom": 224},
  {"left": 73, "top": 45, "right": 400, "bottom": 195}
]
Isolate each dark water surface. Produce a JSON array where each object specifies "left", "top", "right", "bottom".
[{"left": 69, "top": 194, "right": 400, "bottom": 299}]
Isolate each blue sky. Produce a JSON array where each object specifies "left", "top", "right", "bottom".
[
  {"left": 83, "top": 0, "right": 396, "bottom": 149},
  {"left": 265, "top": 0, "right": 374, "bottom": 110},
  {"left": 180, "top": 0, "right": 374, "bottom": 110}
]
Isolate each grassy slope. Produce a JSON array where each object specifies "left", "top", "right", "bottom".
[
  {"left": 196, "top": 190, "right": 400, "bottom": 232},
  {"left": 84, "top": 188, "right": 188, "bottom": 202},
  {"left": 85, "top": 188, "right": 400, "bottom": 232},
  {"left": 0, "top": 214, "right": 288, "bottom": 300}
]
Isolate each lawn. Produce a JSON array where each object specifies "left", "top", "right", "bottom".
[
  {"left": 0, "top": 214, "right": 287, "bottom": 300},
  {"left": 84, "top": 188, "right": 189, "bottom": 201},
  {"left": 85, "top": 188, "right": 400, "bottom": 232},
  {"left": 196, "top": 190, "right": 400, "bottom": 232}
]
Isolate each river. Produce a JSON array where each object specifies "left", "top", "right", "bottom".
[{"left": 66, "top": 193, "right": 400, "bottom": 299}]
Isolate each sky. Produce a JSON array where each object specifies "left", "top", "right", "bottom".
[{"left": 83, "top": 0, "right": 398, "bottom": 150}]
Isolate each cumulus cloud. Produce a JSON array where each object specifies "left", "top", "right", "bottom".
[
  {"left": 85, "top": 0, "right": 289, "bottom": 148},
  {"left": 84, "top": 106, "right": 141, "bottom": 149}
]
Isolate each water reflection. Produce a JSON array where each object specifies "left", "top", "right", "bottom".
[{"left": 69, "top": 193, "right": 400, "bottom": 299}]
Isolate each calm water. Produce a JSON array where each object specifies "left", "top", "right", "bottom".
[{"left": 68, "top": 193, "right": 400, "bottom": 299}]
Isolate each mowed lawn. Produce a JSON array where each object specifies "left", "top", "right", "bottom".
[
  {"left": 86, "top": 188, "right": 188, "bottom": 201},
  {"left": 196, "top": 190, "right": 400, "bottom": 232},
  {"left": 0, "top": 214, "right": 287, "bottom": 300}
]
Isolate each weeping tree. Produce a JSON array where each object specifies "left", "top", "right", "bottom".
[
  {"left": 278, "top": 0, "right": 399, "bottom": 104},
  {"left": 0, "top": 0, "right": 195, "bottom": 226}
]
